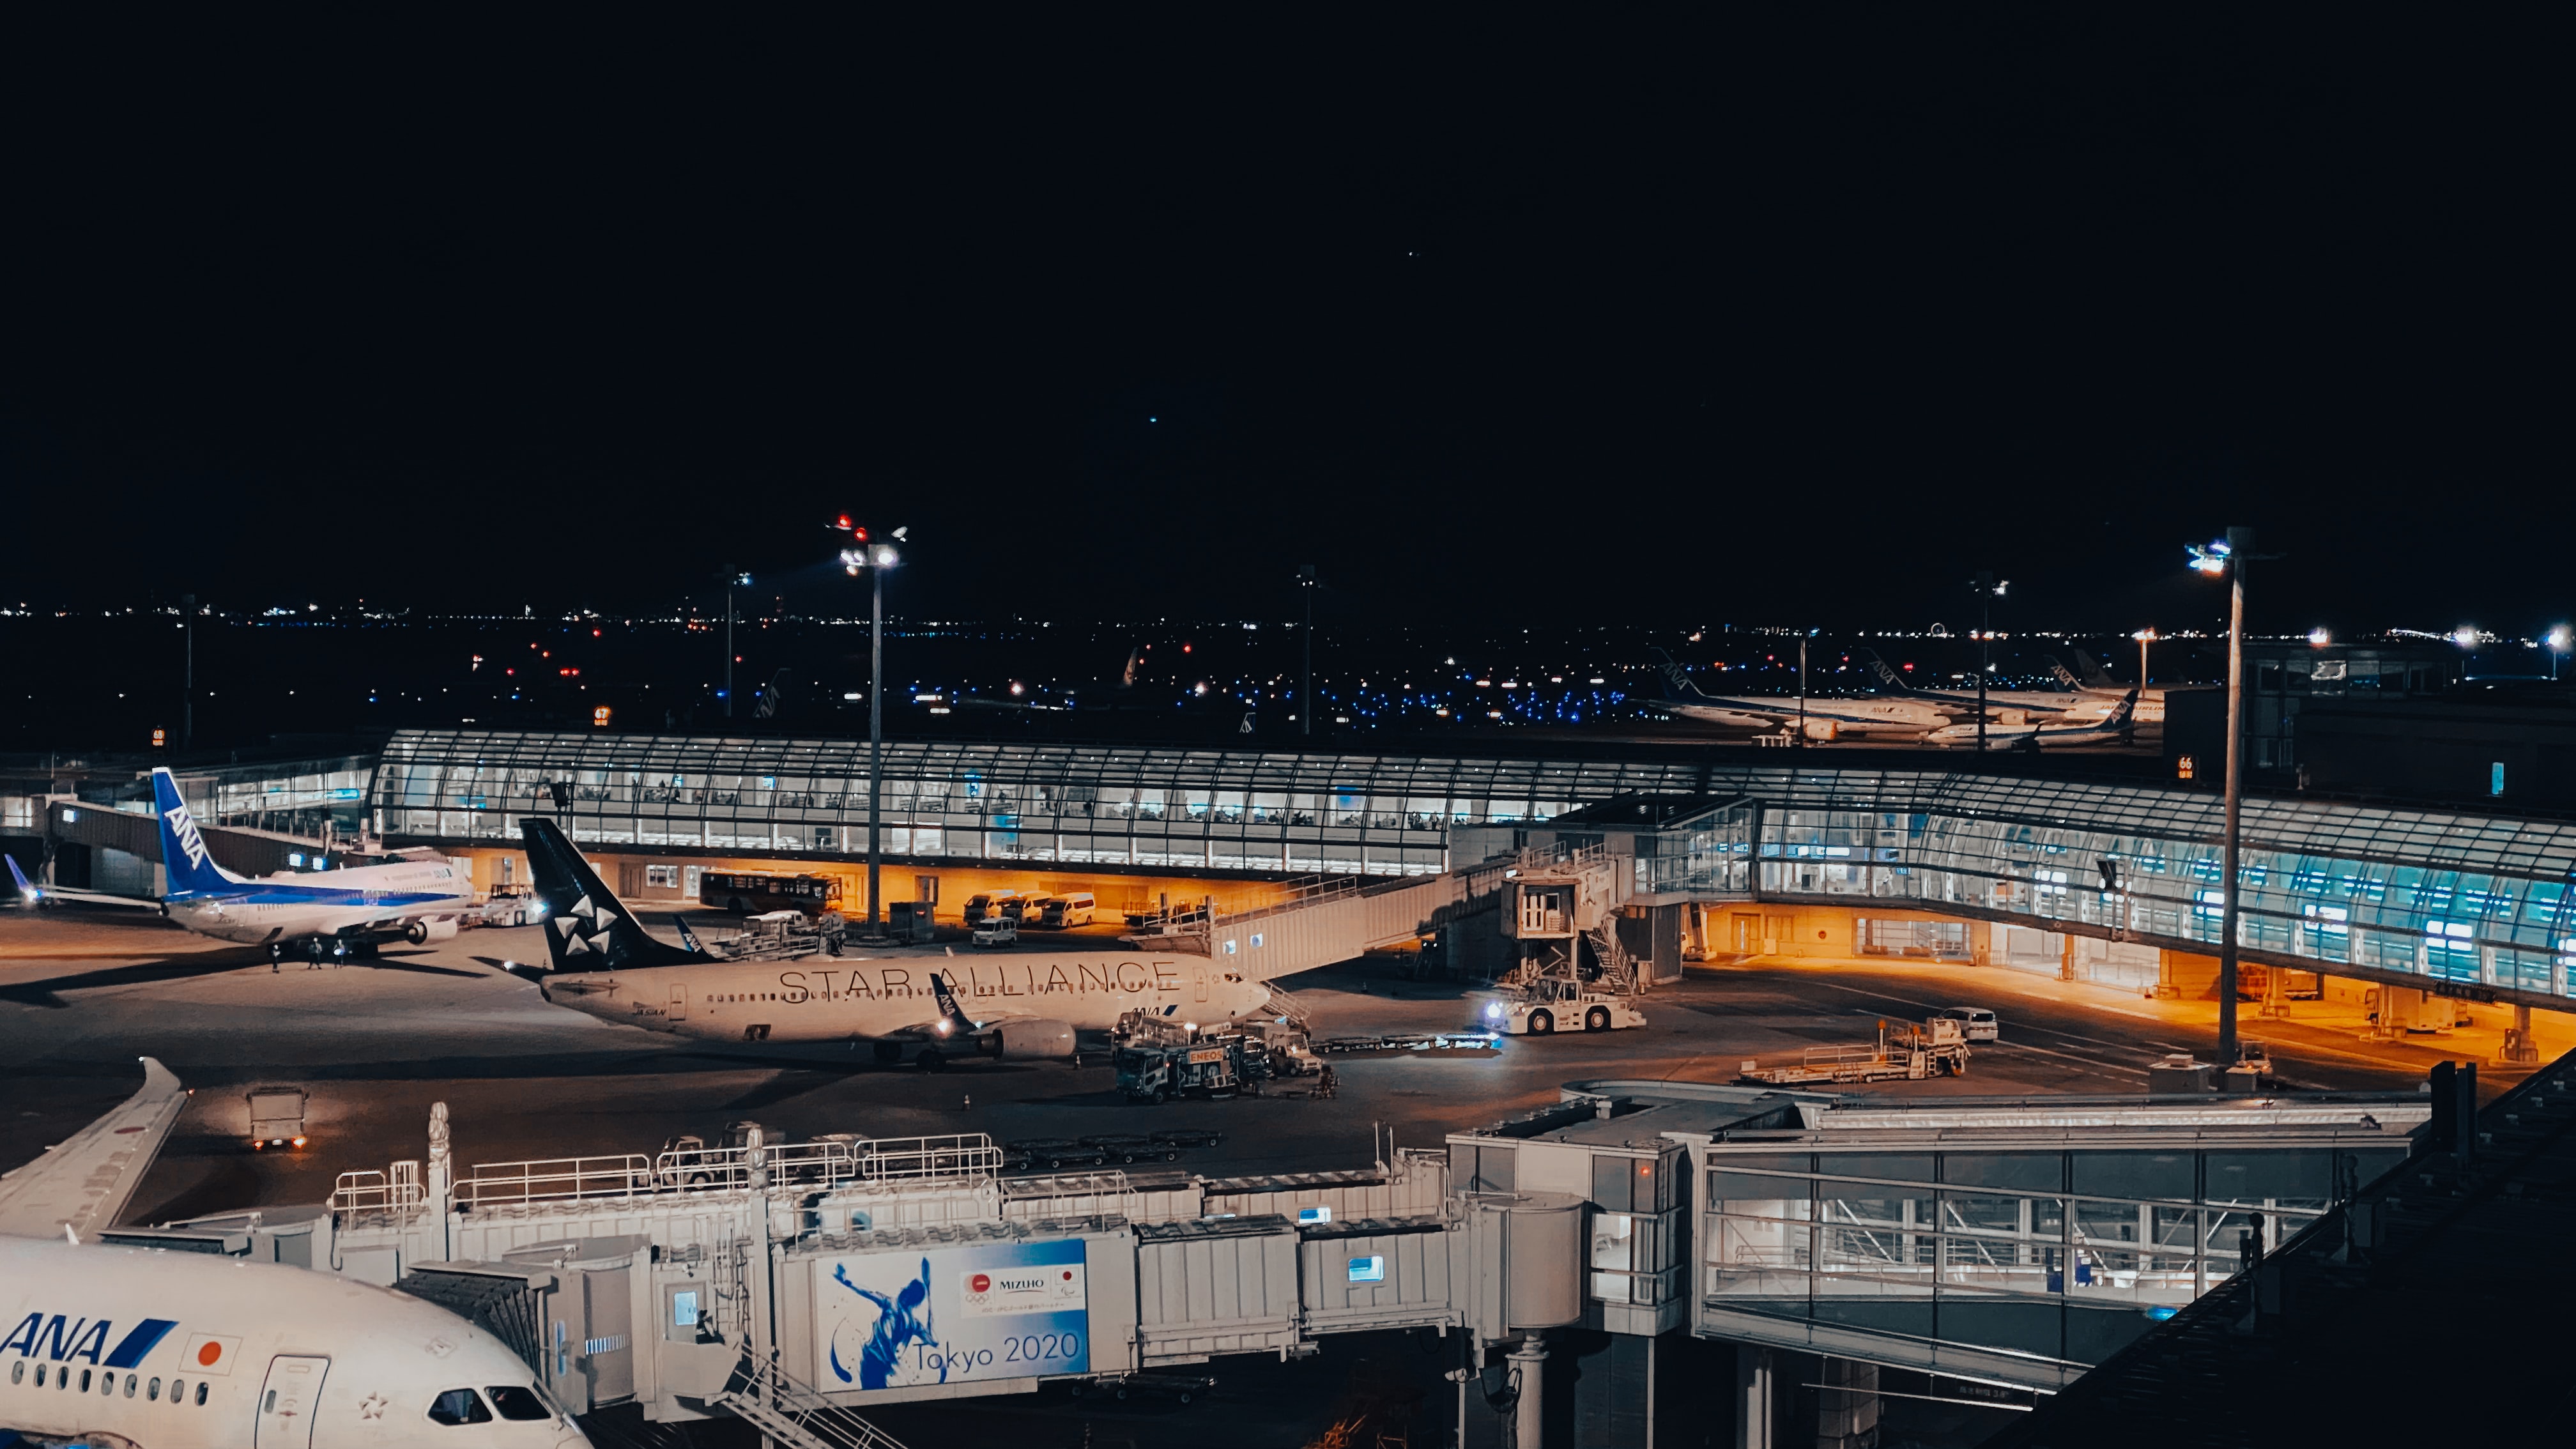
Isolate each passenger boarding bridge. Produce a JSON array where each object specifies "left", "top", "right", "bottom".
[{"left": 128, "top": 1081, "right": 2432, "bottom": 1448}]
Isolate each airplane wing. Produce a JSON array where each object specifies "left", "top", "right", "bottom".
[
  {"left": 0, "top": 1057, "right": 188, "bottom": 1239},
  {"left": 6, "top": 854, "right": 157, "bottom": 910}
]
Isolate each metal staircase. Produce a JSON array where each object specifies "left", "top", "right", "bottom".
[
  {"left": 1585, "top": 923, "right": 1638, "bottom": 995},
  {"left": 712, "top": 1350, "right": 912, "bottom": 1449}
]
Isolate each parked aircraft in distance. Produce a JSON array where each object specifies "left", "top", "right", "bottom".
[{"left": 1648, "top": 649, "right": 1951, "bottom": 735}]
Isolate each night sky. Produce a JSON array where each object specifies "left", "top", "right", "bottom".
[{"left": 1, "top": 15, "right": 2561, "bottom": 636}]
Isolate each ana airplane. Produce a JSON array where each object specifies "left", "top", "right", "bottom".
[
  {"left": 1924, "top": 689, "right": 2140, "bottom": 749},
  {"left": 132, "top": 769, "right": 477, "bottom": 962},
  {"left": 516, "top": 817, "right": 1271, "bottom": 1066},
  {"left": 0, "top": 1058, "right": 588, "bottom": 1448},
  {"left": 1648, "top": 649, "right": 1952, "bottom": 734},
  {"left": 1853, "top": 648, "right": 2119, "bottom": 722},
  {"left": 6, "top": 854, "right": 146, "bottom": 910},
  {"left": 2057, "top": 649, "right": 2173, "bottom": 724}
]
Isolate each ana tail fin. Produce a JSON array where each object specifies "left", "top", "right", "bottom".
[
  {"left": 1854, "top": 647, "right": 1912, "bottom": 693},
  {"left": 1646, "top": 647, "right": 1702, "bottom": 701},
  {"left": 151, "top": 769, "right": 240, "bottom": 896},
  {"left": 2044, "top": 656, "right": 2083, "bottom": 691},
  {"left": 6, "top": 854, "right": 34, "bottom": 901},
  {"left": 929, "top": 972, "right": 977, "bottom": 1034}
]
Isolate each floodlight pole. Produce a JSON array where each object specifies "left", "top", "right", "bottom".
[
  {"left": 2216, "top": 526, "right": 2253, "bottom": 1068},
  {"left": 1973, "top": 572, "right": 1997, "bottom": 753},
  {"left": 1298, "top": 564, "right": 1317, "bottom": 737},
  {"left": 868, "top": 560, "right": 884, "bottom": 932},
  {"left": 1796, "top": 635, "right": 1808, "bottom": 746},
  {"left": 181, "top": 594, "right": 195, "bottom": 753}
]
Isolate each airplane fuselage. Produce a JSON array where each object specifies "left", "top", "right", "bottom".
[
  {"left": 542, "top": 953, "right": 1269, "bottom": 1044},
  {"left": 164, "top": 864, "right": 475, "bottom": 946},
  {"left": 1668, "top": 698, "right": 1950, "bottom": 732},
  {"left": 0, "top": 1237, "right": 583, "bottom": 1449}
]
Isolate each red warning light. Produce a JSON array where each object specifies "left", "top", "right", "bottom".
[{"left": 837, "top": 514, "right": 852, "bottom": 530}]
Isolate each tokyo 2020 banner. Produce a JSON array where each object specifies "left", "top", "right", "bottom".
[{"left": 811, "top": 1239, "right": 1091, "bottom": 1392}]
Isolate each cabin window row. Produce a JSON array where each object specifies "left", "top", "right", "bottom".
[{"left": 7, "top": 1361, "right": 208, "bottom": 1404}]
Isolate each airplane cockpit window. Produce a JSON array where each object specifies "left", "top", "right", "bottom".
[
  {"left": 486, "top": 1385, "right": 553, "bottom": 1421},
  {"left": 427, "top": 1387, "right": 495, "bottom": 1425}
]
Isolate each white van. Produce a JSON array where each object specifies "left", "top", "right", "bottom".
[
  {"left": 1048, "top": 892, "right": 1098, "bottom": 928},
  {"left": 1937, "top": 1007, "right": 2000, "bottom": 1042}
]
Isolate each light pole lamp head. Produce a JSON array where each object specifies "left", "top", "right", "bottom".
[
  {"left": 2549, "top": 626, "right": 2572, "bottom": 653},
  {"left": 2186, "top": 539, "right": 2232, "bottom": 576},
  {"left": 732, "top": 572, "right": 753, "bottom": 586},
  {"left": 872, "top": 545, "right": 900, "bottom": 569}
]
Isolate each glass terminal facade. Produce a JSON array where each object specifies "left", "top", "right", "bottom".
[{"left": 369, "top": 730, "right": 2576, "bottom": 1003}]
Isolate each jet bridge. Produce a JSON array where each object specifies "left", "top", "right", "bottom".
[{"left": 139, "top": 1080, "right": 2434, "bottom": 1449}]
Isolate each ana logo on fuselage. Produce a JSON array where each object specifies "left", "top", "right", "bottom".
[
  {"left": 0, "top": 1314, "right": 178, "bottom": 1369},
  {"left": 164, "top": 804, "right": 210, "bottom": 872}
]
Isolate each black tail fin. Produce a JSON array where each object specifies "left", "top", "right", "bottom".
[
  {"left": 673, "top": 915, "right": 707, "bottom": 954},
  {"left": 518, "top": 818, "right": 703, "bottom": 973}
]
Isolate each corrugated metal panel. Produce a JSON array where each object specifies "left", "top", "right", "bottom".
[
  {"left": 1298, "top": 1221, "right": 1460, "bottom": 1333},
  {"left": 1132, "top": 1216, "right": 1301, "bottom": 1363}
]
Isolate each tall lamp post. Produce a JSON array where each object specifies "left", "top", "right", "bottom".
[
  {"left": 2189, "top": 526, "right": 2257, "bottom": 1066},
  {"left": 1296, "top": 564, "right": 1317, "bottom": 737},
  {"left": 1970, "top": 573, "right": 2006, "bottom": 753},
  {"left": 2132, "top": 627, "right": 2156, "bottom": 690},
  {"left": 2549, "top": 625, "right": 2570, "bottom": 682},
  {"left": 841, "top": 526, "right": 904, "bottom": 935},
  {"left": 724, "top": 572, "right": 751, "bottom": 718}
]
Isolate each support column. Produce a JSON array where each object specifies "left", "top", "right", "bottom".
[
  {"left": 2059, "top": 929, "right": 2077, "bottom": 982},
  {"left": 1734, "top": 1346, "right": 1774, "bottom": 1449},
  {"left": 1815, "top": 1358, "right": 1879, "bottom": 1449},
  {"left": 2259, "top": 958, "right": 2289, "bottom": 1020},
  {"left": 1510, "top": 1335, "right": 1548, "bottom": 1449},
  {"left": 2504, "top": 1002, "right": 2542, "bottom": 1066}
]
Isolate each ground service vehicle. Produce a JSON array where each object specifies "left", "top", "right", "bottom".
[
  {"left": 1005, "top": 895, "right": 1052, "bottom": 926},
  {"left": 702, "top": 870, "right": 844, "bottom": 916},
  {"left": 1071, "top": 1371, "right": 1216, "bottom": 1405},
  {"left": 1048, "top": 892, "right": 1098, "bottom": 927},
  {"left": 1006, "top": 1138, "right": 1111, "bottom": 1170},
  {"left": 479, "top": 884, "right": 539, "bottom": 926},
  {"left": 246, "top": 1085, "right": 308, "bottom": 1150},
  {"left": 1936, "top": 1006, "right": 2001, "bottom": 1041},
  {"left": 1151, "top": 1128, "right": 1223, "bottom": 1149},
  {"left": 1078, "top": 1133, "right": 1182, "bottom": 1164},
  {"left": 963, "top": 891, "right": 1020, "bottom": 926},
  {"left": 1738, "top": 1017, "right": 1972, "bottom": 1085},
  {"left": 886, "top": 899, "right": 937, "bottom": 942},
  {"left": 972, "top": 916, "right": 1018, "bottom": 947},
  {"left": 1119, "top": 1038, "right": 1247, "bottom": 1103},
  {"left": 1487, "top": 975, "right": 1647, "bottom": 1036}
]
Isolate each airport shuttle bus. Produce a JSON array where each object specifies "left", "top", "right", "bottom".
[{"left": 700, "top": 870, "right": 843, "bottom": 916}]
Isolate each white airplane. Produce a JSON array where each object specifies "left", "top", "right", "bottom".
[
  {"left": 0, "top": 1058, "right": 588, "bottom": 1448},
  {"left": 2055, "top": 649, "right": 2172, "bottom": 724},
  {"left": 1924, "top": 689, "right": 2140, "bottom": 749},
  {"left": 516, "top": 818, "right": 1272, "bottom": 1066},
  {"left": 13, "top": 768, "right": 480, "bottom": 963},
  {"left": 1648, "top": 650, "right": 1952, "bottom": 735},
  {"left": 1853, "top": 647, "right": 2119, "bottom": 722}
]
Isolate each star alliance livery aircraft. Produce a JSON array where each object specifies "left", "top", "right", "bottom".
[
  {"left": 516, "top": 817, "right": 1271, "bottom": 1066},
  {"left": 4, "top": 769, "right": 478, "bottom": 963},
  {"left": 0, "top": 1059, "right": 588, "bottom": 1448}
]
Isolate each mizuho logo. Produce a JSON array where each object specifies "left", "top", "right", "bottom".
[{"left": 164, "top": 804, "right": 210, "bottom": 871}]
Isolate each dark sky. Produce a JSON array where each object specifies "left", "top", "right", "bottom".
[{"left": 1, "top": 14, "right": 2563, "bottom": 636}]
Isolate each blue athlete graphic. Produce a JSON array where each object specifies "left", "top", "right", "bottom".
[{"left": 827, "top": 1259, "right": 939, "bottom": 1390}]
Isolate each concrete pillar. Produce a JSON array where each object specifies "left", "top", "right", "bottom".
[
  {"left": 1815, "top": 1358, "right": 1879, "bottom": 1449},
  {"left": 2058, "top": 930, "right": 2077, "bottom": 983},
  {"left": 1510, "top": 1335, "right": 1549, "bottom": 1449},
  {"left": 2505, "top": 1002, "right": 2542, "bottom": 1065},
  {"left": 2259, "top": 958, "right": 2289, "bottom": 1020},
  {"left": 1734, "top": 1346, "right": 1774, "bottom": 1449}
]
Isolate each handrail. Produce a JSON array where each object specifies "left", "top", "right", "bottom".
[
  {"left": 328, "top": 1169, "right": 424, "bottom": 1213},
  {"left": 717, "top": 1349, "right": 912, "bottom": 1449}
]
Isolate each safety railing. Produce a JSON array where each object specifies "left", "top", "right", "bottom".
[
  {"left": 461, "top": 1154, "right": 658, "bottom": 1206},
  {"left": 328, "top": 1167, "right": 425, "bottom": 1213}
]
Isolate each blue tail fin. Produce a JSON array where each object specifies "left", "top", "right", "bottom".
[
  {"left": 929, "top": 973, "right": 977, "bottom": 1034},
  {"left": 151, "top": 769, "right": 238, "bottom": 896},
  {"left": 6, "top": 853, "right": 35, "bottom": 901}
]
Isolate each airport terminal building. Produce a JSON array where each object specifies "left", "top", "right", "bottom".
[{"left": 13, "top": 726, "right": 2576, "bottom": 1027}]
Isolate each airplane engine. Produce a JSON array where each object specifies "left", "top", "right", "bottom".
[
  {"left": 406, "top": 917, "right": 460, "bottom": 944},
  {"left": 983, "top": 1019, "right": 1077, "bottom": 1061}
]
